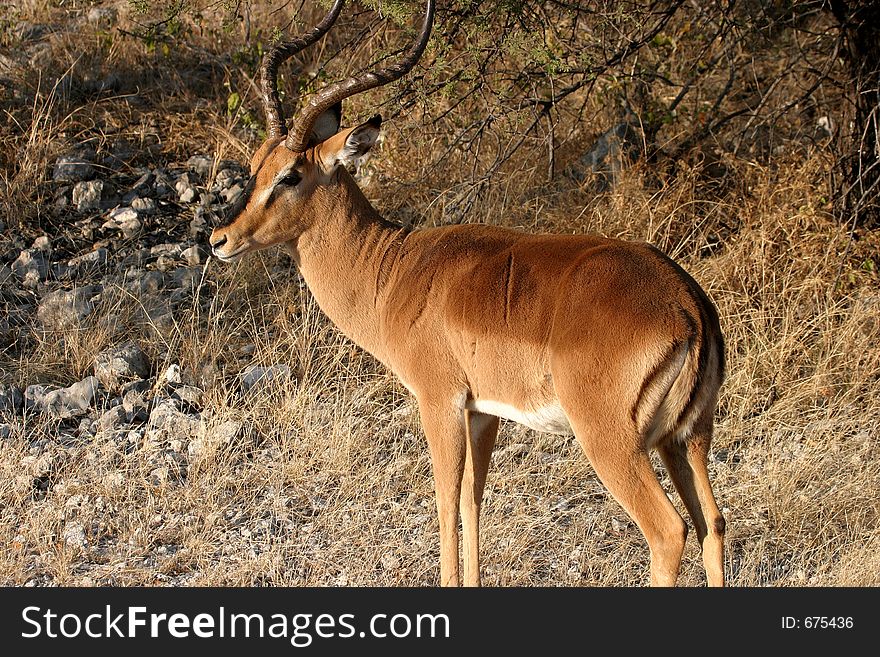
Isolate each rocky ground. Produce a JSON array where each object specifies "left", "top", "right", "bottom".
[{"left": 0, "top": 144, "right": 322, "bottom": 585}]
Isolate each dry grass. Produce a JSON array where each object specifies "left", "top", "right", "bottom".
[{"left": 0, "top": 1, "right": 878, "bottom": 587}]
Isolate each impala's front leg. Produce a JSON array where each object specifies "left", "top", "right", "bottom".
[{"left": 417, "top": 395, "right": 468, "bottom": 587}]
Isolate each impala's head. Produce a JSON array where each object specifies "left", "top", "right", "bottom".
[{"left": 209, "top": 0, "right": 434, "bottom": 263}]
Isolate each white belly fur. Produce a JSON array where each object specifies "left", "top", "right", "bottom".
[{"left": 466, "top": 398, "right": 573, "bottom": 436}]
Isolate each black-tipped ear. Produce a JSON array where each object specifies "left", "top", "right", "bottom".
[{"left": 309, "top": 101, "right": 343, "bottom": 146}]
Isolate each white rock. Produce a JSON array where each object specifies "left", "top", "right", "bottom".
[
  {"left": 107, "top": 206, "right": 139, "bottom": 223},
  {"left": 37, "top": 286, "right": 100, "bottom": 329},
  {"left": 240, "top": 364, "right": 293, "bottom": 394},
  {"left": 40, "top": 376, "right": 100, "bottom": 419},
  {"left": 163, "top": 364, "right": 182, "bottom": 385},
  {"left": 130, "top": 197, "right": 157, "bottom": 215},
  {"left": 62, "top": 521, "right": 87, "bottom": 549},
  {"left": 180, "top": 245, "right": 206, "bottom": 266},
  {"left": 95, "top": 341, "right": 151, "bottom": 390},
  {"left": 72, "top": 180, "right": 103, "bottom": 211},
  {"left": 12, "top": 249, "right": 49, "bottom": 281}
]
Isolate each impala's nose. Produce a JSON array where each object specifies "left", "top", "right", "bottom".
[{"left": 209, "top": 231, "right": 227, "bottom": 255}]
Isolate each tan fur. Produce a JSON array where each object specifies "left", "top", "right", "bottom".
[{"left": 210, "top": 121, "right": 727, "bottom": 587}]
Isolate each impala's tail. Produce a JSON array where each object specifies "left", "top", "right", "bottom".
[{"left": 636, "top": 290, "right": 725, "bottom": 450}]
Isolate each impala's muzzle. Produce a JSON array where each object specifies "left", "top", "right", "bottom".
[{"left": 208, "top": 174, "right": 258, "bottom": 261}]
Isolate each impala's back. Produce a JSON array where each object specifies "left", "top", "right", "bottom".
[{"left": 377, "top": 225, "right": 724, "bottom": 451}]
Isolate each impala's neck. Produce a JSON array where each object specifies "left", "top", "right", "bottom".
[{"left": 289, "top": 168, "right": 408, "bottom": 360}]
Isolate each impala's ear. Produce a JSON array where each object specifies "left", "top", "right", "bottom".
[
  {"left": 319, "top": 114, "right": 382, "bottom": 171},
  {"left": 309, "top": 102, "right": 343, "bottom": 146}
]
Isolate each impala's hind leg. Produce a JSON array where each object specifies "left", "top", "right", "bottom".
[
  {"left": 658, "top": 419, "right": 726, "bottom": 587},
  {"left": 460, "top": 410, "right": 499, "bottom": 587},
  {"left": 570, "top": 417, "right": 688, "bottom": 586}
]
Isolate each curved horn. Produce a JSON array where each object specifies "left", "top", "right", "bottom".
[
  {"left": 260, "top": 0, "right": 346, "bottom": 138},
  {"left": 286, "top": 0, "right": 435, "bottom": 152}
]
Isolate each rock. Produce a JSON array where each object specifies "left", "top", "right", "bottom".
[
  {"left": 214, "top": 167, "right": 239, "bottom": 189},
  {"left": 12, "top": 249, "right": 49, "bottom": 282},
  {"left": 180, "top": 187, "right": 197, "bottom": 203},
  {"left": 103, "top": 206, "right": 138, "bottom": 228},
  {"left": 189, "top": 212, "right": 208, "bottom": 237},
  {"left": 77, "top": 417, "right": 97, "bottom": 437},
  {"left": 107, "top": 206, "right": 139, "bottom": 224},
  {"left": 20, "top": 450, "right": 58, "bottom": 479},
  {"left": 130, "top": 197, "right": 157, "bottom": 215},
  {"left": 155, "top": 255, "right": 176, "bottom": 273},
  {"left": 152, "top": 170, "right": 175, "bottom": 197},
  {"left": 125, "top": 171, "right": 154, "bottom": 198},
  {"left": 29, "top": 376, "right": 100, "bottom": 419},
  {"left": 94, "top": 342, "right": 151, "bottom": 391},
  {"left": 24, "top": 384, "right": 53, "bottom": 411},
  {"left": 123, "top": 268, "right": 164, "bottom": 296},
  {"left": 172, "top": 267, "right": 202, "bottom": 293},
  {"left": 240, "top": 364, "right": 293, "bottom": 395},
  {"left": 32, "top": 235, "right": 52, "bottom": 253},
  {"left": 0, "top": 383, "right": 24, "bottom": 412},
  {"left": 0, "top": 423, "right": 12, "bottom": 440},
  {"left": 149, "top": 466, "right": 171, "bottom": 485},
  {"left": 171, "top": 385, "right": 203, "bottom": 408},
  {"left": 207, "top": 419, "right": 241, "bottom": 444},
  {"left": 120, "top": 218, "right": 142, "bottom": 239},
  {"left": 97, "top": 405, "right": 128, "bottom": 433},
  {"left": 62, "top": 521, "right": 87, "bottom": 549},
  {"left": 54, "top": 188, "right": 71, "bottom": 212},
  {"left": 186, "top": 437, "right": 206, "bottom": 459},
  {"left": 146, "top": 399, "right": 200, "bottom": 442},
  {"left": 104, "top": 138, "right": 135, "bottom": 168},
  {"left": 37, "top": 286, "right": 100, "bottom": 330},
  {"left": 180, "top": 245, "right": 207, "bottom": 267},
  {"left": 72, "top": 180, "right": 104, "bottom": 211},
  {"left": 221, "top": 183, "right": 243, "bottom": 204},
  {"left": 87, "top": 7, "right": 118, "bottom": 24},
  {"left": 150, "top": 243, "right": 180, "bottom": 258},
  {"left": 28, "top": 42, "right": 53, "bottom": 72},
  {"left": 564, "top": 118, "right": 642, "bottom": 189},
  {"left": 67, "top": 248, "right": 108, "bottom": 277},
  {"left": 53, "top": 152, "right": 95, "bottom": 182},
  {"left": 162, "top": 364, "right": 182, "bottom": 385},
  {"left": 104, "top": 206, "right": 142, "bottom": 238},
  {"left": 122, "top": 390, "right": 149, "bottom": 423},
  {"left": 145, "top": 304, "right": 175, "bottom": 339},
  {"left": 122, "top": 378, "right": 152, "bottom": 395},
  {"left": 187, "top": 155, "right": 214, "bottom": 178}
]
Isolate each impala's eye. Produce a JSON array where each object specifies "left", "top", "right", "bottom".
[{"left": 280, "top": 171, "right": 302, "bottom": 187}]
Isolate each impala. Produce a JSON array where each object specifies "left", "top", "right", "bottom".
[{"left": 210, "top": 0, "right": 727, "bottom": 587}]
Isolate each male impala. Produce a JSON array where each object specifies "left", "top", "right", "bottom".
[{"left": 210, "top": 0, "right": 727, "bottom": 587}]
